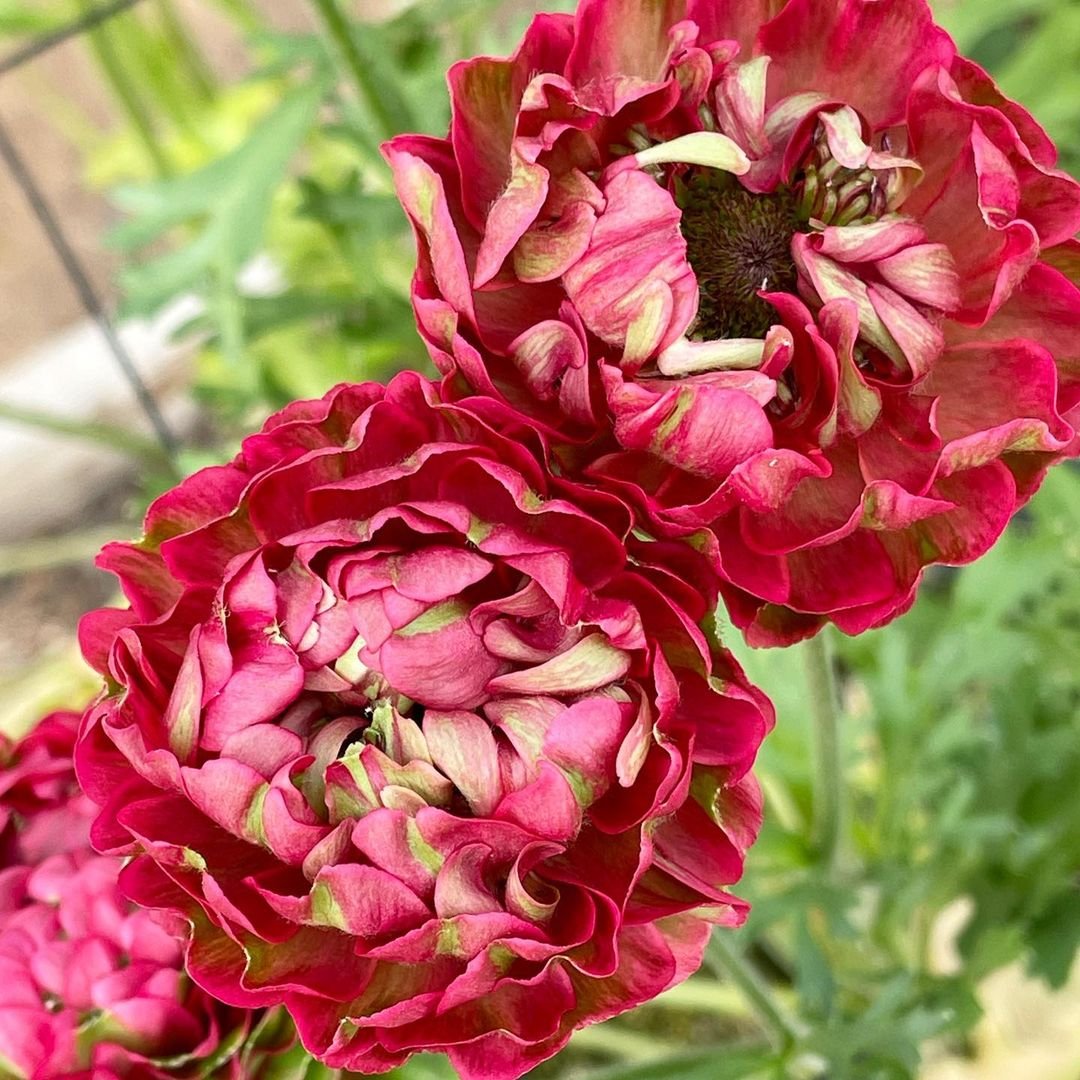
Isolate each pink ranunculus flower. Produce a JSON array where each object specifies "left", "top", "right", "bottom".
[
  {"left": 386, "top": 0, "right": 1080, "bottom": 644},
  {"left": 76, "top": 372, "right": 772, "bottom": 1080},
  {"left": 0, "top": 716, "right": 264, "bottom": 1079},
  {"left": 0, "top": 712, "right": 95, "bottom": 867}
]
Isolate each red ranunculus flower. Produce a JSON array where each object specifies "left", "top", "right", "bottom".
[
  {"left": 76, "top": 372, "right": 771, "bottom": 1080},
  {"left": 0, "top": 715, "right": 264, "bottom": 1079},
  {"left": 386, "top": 0, "right": 1080, "bottom": 644}
]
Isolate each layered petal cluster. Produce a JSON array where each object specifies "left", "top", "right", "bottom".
[
  {"left": 76, "top": 372, "right": 771, "bottom": 1080},
  {"left": 0, "top": 712, "right": 94, "bottom": 866},
  {"left": 387, "top": 0, "right": 1080, "bottom": 643},
  {"left": 0, "top": 716, "right": 262, "bottom": 1079}
]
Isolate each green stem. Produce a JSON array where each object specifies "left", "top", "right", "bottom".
[
  {"left": 804, "top": 632, "right": 842, "bottom": 874},
  {"left": 209, "top": 0, "right": 260, "bottom": 35},
  {"left": 0, "top": 401, "right": 174, "bottom": 469},
  {"left": 570, "top": 1023, "right": 680, "bottom": 1061},
  {"left": 651, "top": 976, "right": 748, "bottom": 1016},
  {"left": 78, "top": 0, "right": 172, "bottom": 178},
  {"left": 214, "top": 251, "right": 249, "bottom": 380},
  {"left": 704, "top": 933, "right": 806, "bottom": 1052},
  {"left": 307, "top": 0, "right": 398, "bottom": 141},
  {"left": 0, "top": 524, "right": 132, "bottom": 578},
  {"left": 153, "top": 0, "right": 218, "bottom": 104}
]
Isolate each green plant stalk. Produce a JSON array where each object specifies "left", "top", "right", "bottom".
[
  {"left": 120, "top": 11, "right": 203, "bottom": 138},
  {"left": 651, "top": 977, "right": 748, "bottom": 1016},
  {"left": 704, "top": 934, "right": 806, "bottom": 1052},
  {"left": 570, "top": 1023, "right": 681, "bottom": 1061},
  {"left": 208, "top": 0, "right": 260, "bottom": 35},
  {"left": 214, "top": 250, "right": 251, "bottom": 386},
  {"left": 153, "top": 0, "right": 218, "bottom": 103},
  {"left": 308, "top": 0, "right": 398, "bottom": 141},
  {"left": 77, "top": 0, "right": 172, "bottom": 178},
  {"left": 804, "top": 633, "right": 842, "bottom": 874},
  {"left": 0, "top": 525, "right": 133, "bottom": 578},
  {"left": 0, "top": 401, "right": 174, "bottom": 469}
]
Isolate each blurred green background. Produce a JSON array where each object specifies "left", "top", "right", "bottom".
[{"left": 0, "top": 1, "right": 1078, "bottom": 1078}]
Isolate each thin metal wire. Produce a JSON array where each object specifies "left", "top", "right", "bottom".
[
  {"left": 0, "top": 0, "right": 148, "bottom": 78},
  {"left": 0, "top": 113, "right": 181, "bottom": 460}
]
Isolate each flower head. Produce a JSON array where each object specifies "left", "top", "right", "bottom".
[
  {"left": 0, "top": 715, "right": 262, "bottom": 1079},
  {"left": 387, "top": 0, "right": 1080, "bottom": 643},
  {"left": 0, "top": 712, "right": 94, "bottom": 866},
  {"left": 77, "top": 372, "right": 771, "bottom": 1080}
]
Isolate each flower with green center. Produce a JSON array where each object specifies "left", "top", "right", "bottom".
[
  {"left": 387, "top": 0, "right": 1080, "bottom": 644},
  {"left": 76, "top": 372, "right": 772, "bottom": 1080}
]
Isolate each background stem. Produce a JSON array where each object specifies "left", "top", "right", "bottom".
[
  {"left": 804, "top": 633, "right": 842, "bottom": 873},
  {"left": 78, "top": 0, "right": 172, "bottom": 178},
  {"left": 308, "top": 0, "right": 398, "bottom": 141},
  {"left": 704, "top": 933, "right": 805, "bottom": 1051},
  {"left": 153, "top": 0, "right": 218, "bottom": 103}
]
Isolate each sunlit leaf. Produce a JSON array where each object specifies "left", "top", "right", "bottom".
[{"left": 112, "top": 75, "right": 329, "bottom": 310}]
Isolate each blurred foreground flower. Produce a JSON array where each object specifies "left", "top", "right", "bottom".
[
  {"left": 387, "top": 0, "right": 1080, "bottom": 644},
  {"left": 0, "top": 714, "right": 281, "bottom": 1079},
  {"left": 1, "top": 712, "right": 94, "bottom": 867},
  {"left": 77, "top": 372, "right": 771, "bottom": 1079}
]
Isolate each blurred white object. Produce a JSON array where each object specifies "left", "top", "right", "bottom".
[
  {"left": 0, "top": 256, "right": 284, "bottom": 543},
  {"left": 0, "top": 298, "right": 198, "bottom": 541},
  {"left": 923, "top": 904, "right": 1080, "bottom": 1080}
]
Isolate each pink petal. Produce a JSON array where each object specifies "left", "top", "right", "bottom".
[
  {"left": 384, "top": 139, "right": 476, "bottom": 323},
  {"left": 372, "top": 609, "right": 506, "bottom": 711},
  {"left": 760, "top": 0, "right": 955, "bottom": 129},
  {"left": 876, "top": 243, "right": 961, "bottom": 311},
  {"left": 424, "top": 711, "right": 503, "bottom": 817},
  {"left": 563, "top": 169, "right": 695, "bottom": 360},
  {"left": 308, "top": 864, "right": 430, "bottom": 937},
  {"left": 487, "top": 633, "right": 631, "bottom": 696},
  {"left": 604, "top": 369, "right": 774, "bottom": 480},
  {"left": 567, "top": 0, "right": 685, "bottom": 84},
  {"left": 433, "top": 844, "right": 502, "bottom": 918},
  {"left": 448, "top": 14, "right": 574, "bottom": 233}
]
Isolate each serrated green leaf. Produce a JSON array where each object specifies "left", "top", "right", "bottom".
[
  {"left": 113, "top": 75, "right": 328, "bottom": 310},
  {"left": 1027, "top": 893, "right": 1080, "bottom": 989}
]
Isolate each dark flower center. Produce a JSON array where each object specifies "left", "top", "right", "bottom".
[
  {"left": 337, "top": 726, "right": 370, "bottom": 758},
  {"left": 679, "top": 172, "right": 802, "bottom": 341},
  {"left": 337, "top": 704, "right": 376, "bottom": 757},
  {"left": 335, "top": 701, "right": 427, "bottom": 758}
]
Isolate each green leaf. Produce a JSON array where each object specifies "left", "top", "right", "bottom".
[
  {"left": 112, "top": 75, "right": 328, "bottom": 310},
  {"left": 388, "top": 1055, "right": 459, "bottom": 1080},
  {"left": 794, "top": 918, "right": 835, "bottom": 1022},
  {"left": 1028, "top": 892, "right": 1080, "bottom": 989},
  {"left": 297, "top": 172, "right": 402, "bottom": 237}
]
